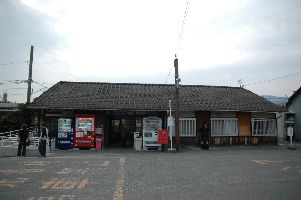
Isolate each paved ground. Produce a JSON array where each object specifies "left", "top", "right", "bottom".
[{"left": 0, "top": 146, "right": 301, "bottom": 200}]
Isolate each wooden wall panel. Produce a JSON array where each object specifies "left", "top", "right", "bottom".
[{"left": 238, "top": 112, "right": 251, "bottom": 137}]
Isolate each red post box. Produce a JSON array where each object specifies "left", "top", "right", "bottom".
[{"left": 158, "top": 129, "right": 169, "bottom": 144}]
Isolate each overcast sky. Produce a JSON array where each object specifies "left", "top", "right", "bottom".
[{"left": 0, "top": 0, "right": 300, "bottom": 103}]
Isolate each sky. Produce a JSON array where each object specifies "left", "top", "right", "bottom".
[{"left": 0, "top": 0, "right": 300, "bottom": 103}]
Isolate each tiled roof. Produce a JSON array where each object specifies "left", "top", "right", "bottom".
[
  {"left": 286, "top": 86, "right": 301, "bottom": 107},
  {"left": 29, "top": 81, "right": 283, "bottom": 112}
]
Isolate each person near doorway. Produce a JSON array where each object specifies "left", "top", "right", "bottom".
[
  {"left": 120, "top": 123, "right": 126, "bottom": 147},
  {"left": 39, "top": 122, "right": 48, "bottom": 157},
  {"left": 200, "top": 122, "right": 210, "bottom": 150},
  {"left": 48, "top": 131, "right": 54, "bottom": 151},
  {"left": 17, "top": 124, "right": 29, "bottom": 157}
]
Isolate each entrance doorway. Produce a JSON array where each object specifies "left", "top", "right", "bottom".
[{"left": 109, "top": 117, "right": 135, "bottom": 148}]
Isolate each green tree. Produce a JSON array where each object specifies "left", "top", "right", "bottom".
[{"left": 0, "top": 103, "right": 33, "bottom": 131}]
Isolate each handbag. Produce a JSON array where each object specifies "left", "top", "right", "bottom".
[{"left": 26, "top": 138, "right": 31, "bottom": 146}]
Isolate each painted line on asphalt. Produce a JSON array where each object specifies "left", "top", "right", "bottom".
[
  {"left": 113, "top": 157, "right": 125, "bottom": 200},
  {"left": 282, "top": 166, "right": 291, "bottom": 171},
  {"left": 27, "top": 194, "right": 75, "bottom": 200},
  {"left": 41, "top": 178, "right": 89, "bottom": 190},
  {"left": 251, "top": 160, "right": 284, "bottom": 165},
  {"left": 46, "top": 156, "right": 122, "bottom": 159},
  {"left": 0, "top": 169, "right": 45, "bottom": 175},
  {"left": 0, "top": 178, "right": 29, "bottom": 188}
]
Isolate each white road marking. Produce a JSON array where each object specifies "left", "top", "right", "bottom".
[
  {"left": 0, "top": 178, "right": 29, "bottom": 188},
  {"left": 41, "top": 178, "right": 89, "bottom": 190},
  {"left": 112, "top": 157, "right": 125, "bottom": 200},
  {"left": 282, "top": 166, "right": 291, "bottom": 171},
  {"left": 251, "top": 160, "right": 284, "bottom": 165}
]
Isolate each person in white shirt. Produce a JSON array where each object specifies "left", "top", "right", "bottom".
[{"left": 39, "top": 122, "right": 48, "bottom": 157}]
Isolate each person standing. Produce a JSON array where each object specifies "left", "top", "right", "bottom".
[
  {"left": 200, "top": 122, "right": 210, "bottom": 150},
  {"left": 120, "top": 123, "right": 126, "bottom": 147},
  {"left": 39, "top": 122, "right": 48, "bottom": 157},
  {"left": 17, "top": 124, "right": 29, "bottom": 157}
]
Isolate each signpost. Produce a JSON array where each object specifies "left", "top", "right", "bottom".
[
  {"left": 287, "top": 126, "right": 294, "bottom": 148},
  {"left": 168, "top": 100, "right": 174, "bottom": 151}
]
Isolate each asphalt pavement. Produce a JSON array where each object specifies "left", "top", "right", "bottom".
[{"left": 0, "top": 146, "right": 301, "bottom": 200}]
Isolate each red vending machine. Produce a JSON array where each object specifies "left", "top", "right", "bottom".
[{"left": 75, "top": 114, "right": 95, "bottom": 149}]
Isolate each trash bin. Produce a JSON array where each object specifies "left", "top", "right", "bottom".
[
  {"left": 134, "top": 137, "right": 142, "bottom": 151},
  {"left": 96, "top": 138, "right": 103, "bottom": 151}
]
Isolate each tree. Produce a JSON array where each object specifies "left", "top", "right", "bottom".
[{"left": 0, "top": 103, "right": 33, "bottom": 132}]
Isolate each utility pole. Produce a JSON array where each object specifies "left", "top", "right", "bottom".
[
  {"left": 174, "top": 55, "right": 180, "bottom": 152},
  {"left": 27, "top": 45, "right": 34, "bottom": 104}
]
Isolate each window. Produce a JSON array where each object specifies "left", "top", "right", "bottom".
[
  {"left": 169, "top": 118, "right": 196, "bottom": 137},
  {"left": 252, "top": 118, "right": 276, "bottom": 136},
  {"left": 211, "top": 118, "right": 238, "bottom": 136},
  {"left": 180, "top": 118, "right": 196, "bottom": 137},
  {"left": 46, "top": 117, "right": 58, "bottom": 138}
]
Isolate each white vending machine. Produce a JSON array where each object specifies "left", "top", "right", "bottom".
[{"left": 142, "top": 116, "right": 162, "bottom": 149}]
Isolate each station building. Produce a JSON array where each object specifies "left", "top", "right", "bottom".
[{"left": 28, "top": 81, "right": 284, "bottom": 148}]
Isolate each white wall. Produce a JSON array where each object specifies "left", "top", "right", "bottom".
[{"left": 276, "top": 112, "right": 285, "bottom": 144}]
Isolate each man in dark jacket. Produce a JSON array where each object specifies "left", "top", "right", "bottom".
[
  {"left": 17, "top": 124, "right": 29, "bottom": 156},
  {"left": 200, "top": 122, "right": 210, "bottom": 150}
]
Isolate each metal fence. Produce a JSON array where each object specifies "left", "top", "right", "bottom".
[{"left": 0, "top": 126, "right": 40, "bottom": 147}]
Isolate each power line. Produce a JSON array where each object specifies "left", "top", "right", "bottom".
[
  {"left": 31, "top": 87, "right": 47, "bottom": 95},
  {"left": 0, "top": 60, "right": 28, "bottom": 67},
  {"left": 32, "top": 80, "right": 48, "bottom": 89},
  {"left": 165, "top": 0, "right": 192, "bottom": 84},
  {"left": 246, "top": 72, "right": 301, "bottom": 86},
  {"left": 0, "top": 80, "right": 27, "bottom": 85},
  {"left": 176, "top": 0, "right": 192, "bottom": 54},
  {"left": 164, "top": 67, "right": 173, "bottom": 84},
  {"left": 0, "top": 88, "right": 27, "bottom": 90}
]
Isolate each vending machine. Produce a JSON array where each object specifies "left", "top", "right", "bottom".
[
  {"left": 142, "top": 116, "right": 162, "bottom": 149},
  {"left": 74, "top": 114, "right": 95, "bottom": 148},
  {"left": 56, "top": 118, "right": 74, "bottom": 149}
]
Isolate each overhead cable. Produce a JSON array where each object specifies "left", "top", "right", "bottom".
[
  {"left": 0, "top": 60, "right": 28, "bottom": 67},
  {"left": 176, "top": 0, "right": 192, "bottom": 54},
  {"left": 165, "top": 0, "right": 192, "bottom": 84},
  {"left": 246, "top": 72, "right": 301, "bottom": 86}
]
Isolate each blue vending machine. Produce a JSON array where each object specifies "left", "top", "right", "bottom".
[{"left": 56, "top": 118, "right": 74, "bottom": 149}]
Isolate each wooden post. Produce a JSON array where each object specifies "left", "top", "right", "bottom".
[
  {"left": 27, "top": 46, "right": 34, "bottom": 104},
  {"left": 174, "top": 55, "right": 180, "bottom": 152}
]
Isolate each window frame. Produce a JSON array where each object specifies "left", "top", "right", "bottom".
[
  {"left": 251, "top": 118, "right": 277, "bottom": 136},
  {"left": 179, "top": 118, "right": 196, "bottom": 137},
  {"left": 210, "top": 118, "right": 238, "bottom": 137}
]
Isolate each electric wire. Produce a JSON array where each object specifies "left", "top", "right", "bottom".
[
  {"left": 165, "top": 0, "right": 192, "bottom": 84},
  {"left": 0, "top": 60, "right": 28, "bottom": 67},
  {"left": 164, "top": 67, "right": 173, "bottom": 84},
  {"left": 246, "top": 72, "right": 301, "bottom": 86},
  {"left": 31, "top": 87, "right": 46, "bottom": 95},
  {"left": 176, "top": 0, "right": 192, "bottom": 54}
]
